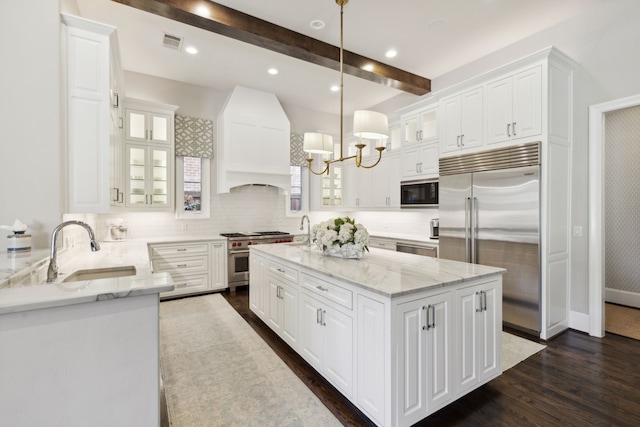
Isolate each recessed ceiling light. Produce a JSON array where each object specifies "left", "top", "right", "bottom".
[
  {"left": 310, "top": 19, "right": 325, "bottom": 30},
  {"left": 385, "top": 49, "right": 397, "bottom": 59},
  {"left": 185, "top": 46, "right": 198, "bottom": 54},
  {"left": 268, "top": 68, "right": 279, "bottom": 75},
  {"left": 330, "top": 85, "right": 340, "bottom": 92},
  {"left": 362, "top": 64, "right": 374, "bottom": 72}
]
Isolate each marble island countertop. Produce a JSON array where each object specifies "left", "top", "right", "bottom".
[
  {"left": 0, "top": 239, "right": 174, "bottom": 315},
  {"left": 252, "top": 243, "right": 504, "bottom": 298}
]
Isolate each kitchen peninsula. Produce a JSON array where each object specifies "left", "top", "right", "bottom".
[
  {"left": 0, "top": 245, "right": 174, "bottom": 427},
  {"left": 250, "top": 244, "right": 505, "bottom": 427}
]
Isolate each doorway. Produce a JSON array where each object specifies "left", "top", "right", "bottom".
[{"left": 589, "top": 94, "right": 640, "bottom": 337}]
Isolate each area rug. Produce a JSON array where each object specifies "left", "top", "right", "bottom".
[
  {"left": 159, "top": 294, "right": 342, "bottom": 427},
  {"left": 606, "top": 302, "right": 640, "bottom": 340},
  {"left": 501, "top": 332, "right": 546, "bottom": 371}
]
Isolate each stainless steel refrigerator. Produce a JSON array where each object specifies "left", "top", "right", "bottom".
[{"left": 439, "top": 142, "right": 541, "bottom": 334}]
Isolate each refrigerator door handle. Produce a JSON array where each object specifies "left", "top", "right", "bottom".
[
  {"left": 471, "top": 196, "right": 478, "bottom": 264},
  {"left": 465, "top": 197, "right": 471, "bottom": 263}
]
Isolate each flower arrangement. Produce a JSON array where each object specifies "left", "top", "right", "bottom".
[{"left": 311, "top": 216, "right": 369, "bottom": 258}]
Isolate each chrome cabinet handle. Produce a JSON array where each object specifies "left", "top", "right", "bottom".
[
  {"left": 321, "top": 309, "right": 326, "bottom": 326},
  {"left": 422, "top": 306, "right": 428, "bottom": 330},
  {"left": 476, "top": 291, "right": 483, "bottom": 312},
  {"left": 507, "top": 123, "right": 511, "bottom": 137},
  {"left": 149, "top": 130, "right": 153, "bottom": 140},
  {"left": 177, "top": 264, "right": 187, "bottom": 268},
  {"left": 316, "top": 285, "right": 328, "bottom": 292},
  {"left": 177, "top": 248, "right": 187, "bottom": 252},
  {"left": 512, "top": 122, "right": 516, "bottom": 136},
  {"left": 456, "top": 135, "right": 461, "bottom": 147},
  {"left": 316, "top": 308, "right": 322, "bottom": 324},
  {"left": 461, "top": 134, "right": 465, "bottom": 146},
  {"left": 482, "top": 290, "right": 487, "bottom": 312},
  {"left": 277, "top": 268, "right": 285, "bottom": 273},
  {"left": 176, "top": 283, "right": 187, "bottom": 288}
]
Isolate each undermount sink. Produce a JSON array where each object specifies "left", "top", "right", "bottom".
[{"left": 61, "top": 266, "right": 137, "bottom": 283}]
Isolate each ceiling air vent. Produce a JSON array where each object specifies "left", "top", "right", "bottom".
[{"left": 162, "top": 33, "right": 183, "bottom": 50}]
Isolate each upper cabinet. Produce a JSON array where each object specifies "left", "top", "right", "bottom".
[
  {"left": 486, "top": 66, "right": 542, "bottom": 145},
  {"left": 123, "top": 98, "right": 178, "bottom": 211},
  {"left": 62, "top": 14, "right": 121, "bottom": 214},
  {"left": 401, "top": 106, "right": 438, "bottom": 145},
  {"left": 439, "top": 87, "right": 484, "bottom": 155},
  {"left": 125, "top": 108, "right": 172, "bottom": 144}
]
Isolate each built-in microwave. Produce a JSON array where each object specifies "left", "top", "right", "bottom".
[{"left": 400, "top": 179, "right": 438, "bottom": 208}]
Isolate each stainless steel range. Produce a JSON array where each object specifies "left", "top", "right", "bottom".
[{"left": 220, "top": 231, "right": 293, "bottom": 291}]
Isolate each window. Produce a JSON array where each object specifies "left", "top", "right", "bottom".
[
  {"left": 176, "top": 156, "right": 210, "bottom": 219},
  {"left": 290, "top": 166, "right": 302, "bottom": 212}
]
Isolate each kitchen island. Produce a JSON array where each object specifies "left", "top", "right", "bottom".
[
  {"left": 250, "top": 244, "right": 505, "bottom": 427},
  {"left": 0, "top": 244, "right": 173, "bottom": 427}
]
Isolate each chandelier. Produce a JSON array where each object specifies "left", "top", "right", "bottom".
[{"left": 303, "top": 0, "right": 389, "bottom": 176}]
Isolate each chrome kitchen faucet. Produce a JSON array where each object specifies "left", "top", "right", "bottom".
[
  {"left": 47, "top": 220, "right": 100, "bottom": 283},
  {"left": 300, "top": 215, "right": 311, "bottom": 249}
]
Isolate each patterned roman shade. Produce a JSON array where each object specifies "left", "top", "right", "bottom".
[
  {"left": 290, "top": 133, "right": 306, "bottom": 167},
  {"left": 175, "top": 115, "right": 214, "bottom": 158}
]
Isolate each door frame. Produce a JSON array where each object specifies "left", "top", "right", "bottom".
[{"left": 588, "top": 93, "right": 640, "bottom": 337}]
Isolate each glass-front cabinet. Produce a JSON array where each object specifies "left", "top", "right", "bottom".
[
  {"left": 125, "top": 108, "right": 171, "bottom": 144},
  {"left": 126, "top": 144, "right": 172, "bottom": 209},
  {"left": 321, "top": 165, "right": 342, "bottom": 207}
]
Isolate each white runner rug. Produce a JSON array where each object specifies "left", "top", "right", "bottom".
[
  {"left": 160, "top": 294, "right": 545, "bottom": 426},
  {"left": 502, "top": 331, "right": 546, "bottom": 371},
  {"left": 159, "top": 294, "right": 342, "bottom": 427}
]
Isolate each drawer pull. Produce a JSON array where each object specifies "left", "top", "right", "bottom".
[
  {"left": 316, "top": 285, "right": 328, "bottom": 292},
  {"left": 176, "top": 248, "right": 187, "bottom": 252},
  {"left": 177, "top": 264, "right": 188, "bottom": 268},
  {"left": 176, "top": 283, "right": 188, "bottom": 288},
  {"left": 277, "top": 268, "right": 285, "bottom": 273}
]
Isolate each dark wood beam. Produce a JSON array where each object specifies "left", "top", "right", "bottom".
[{"left": 112, "top": 0, "right": 431, "bottom": 96}]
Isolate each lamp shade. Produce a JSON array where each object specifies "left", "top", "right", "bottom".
[
  {"left": 303, "top": 132, "right": 333, "bottom": 154},
  {"left": 353, "top": 110, "right": 389, "bottom": 139}
]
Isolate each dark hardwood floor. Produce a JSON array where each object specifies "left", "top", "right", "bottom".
[{"left": 222, "top": 288, "right": 640, "bottom": 427}]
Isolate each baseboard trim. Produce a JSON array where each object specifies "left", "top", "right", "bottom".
[{"left": 605, "top": 288, "right": 640, "bottom": 309}]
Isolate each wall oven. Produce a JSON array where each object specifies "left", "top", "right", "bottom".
[{"left": 401, "top": 179, "right": 439, "bottom": 208}]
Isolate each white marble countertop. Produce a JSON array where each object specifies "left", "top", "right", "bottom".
[
  {"left": 252, "top": 244, "right": 504, "bottom": 298},
  {"left": 0, "top": 239, "right": 173, "bottom": 314}
]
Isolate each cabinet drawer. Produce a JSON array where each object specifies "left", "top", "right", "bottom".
[
  {"left": 153, "top": 255, "right": 209, "bottom": 274},
  {"left": 170, "top": 273, "right": 209, "bottom": 291},
  {"left": 268, "top": 261, "right": 298, "bottom": 284},
  {"left": 301, "top": 273, "right": 352, "bottom": 310},
  {"left": 151, "top": 243, "right": 209, "bottom": 258}
]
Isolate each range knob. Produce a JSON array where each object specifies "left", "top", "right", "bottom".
[
  {"left": 237, "top": 242, "right": 243, "bottom": 247},
  {"left": 231, "top": 242, "right": 237, "bottom": 247},
  {"left": 248, "top": 241, "right": 252, "bottom": 245}
]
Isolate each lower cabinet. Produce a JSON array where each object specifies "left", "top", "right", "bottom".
[
  {"left": 266, "top": 262, "right": 298, "bottom": 348},
  {"left": 396, "top": 290, "right": 453, "bottom": 426},
  {"left": 299, "top": 288, "right": 354, "bottom": 398},
  {"left": 148, "top": 240, "right": 227, "bottom": 299},
  {"left": 454, "top": 280, "right": 502, "bottom": 395},
  {"left": 249, "top": 250, "right": 503, "bottom": 427}
]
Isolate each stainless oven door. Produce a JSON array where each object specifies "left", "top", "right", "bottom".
[{"left": 228, "top": 249, "right": 250, "bottom": 285}]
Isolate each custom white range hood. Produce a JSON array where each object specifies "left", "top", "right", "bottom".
[{"left": 216, "top": 86, "right": 291, "bottom": 193}]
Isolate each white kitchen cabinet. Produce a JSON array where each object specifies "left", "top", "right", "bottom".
[
  {"left": 126, "top": 144, "right": 172, "bottom": 209},
  {"left": 63, "top": 14, "right": 121, "bottom": 214},
  {"left": 125, "top": 108, "right": 171, "bottom": 144},
  {"left": 249, "top": 253, "right": 268, "bottom": 320},
  {"left": 320, "top": 164, "right": 343, "bottom": 208},
  {"left": 396, "top": 290, "right": 453, "bottom": 426},
  {"left": 401, "top": 106, "right": 438, "bottom": 145},
  {"left": 210, "top": 242, "right": 227, "bottom": 291},
  {"left": 266, "top": 261, "right": 298, "bottom": 348},
  {"left": 149, "top": 240, "right": 227, "bottom": 299},
  {"left": 356, "top": 294, "right": 386, "bottom": 425},
  {"left": 454, "top": 279, "right": 502, "bottom": 395},
  {"left": 299, "top": 274, "right": 354, "bottom": 398},
  {"left": 400, "top": 141, "right": 438, "bottom": 180},
  {"left": 486, "top": 66, "right": 542, "bottom": 145},
  {"left": 440, "top": 87, "right": 484, "bottom": 155},
  {"left": 344, "top": 152, "right": 400, "bottom": 209}
]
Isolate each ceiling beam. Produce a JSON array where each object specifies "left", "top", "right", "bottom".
[{"left": 112, "top": 0, "right": 431, "bottom": 96}]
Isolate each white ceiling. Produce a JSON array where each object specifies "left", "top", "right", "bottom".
[{"left": 75, "top": 0, "right": 603, "bottom": 115}]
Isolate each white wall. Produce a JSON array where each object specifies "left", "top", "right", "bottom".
[{"left": 0, "top": 1, "right": 62, "bottom": 249}]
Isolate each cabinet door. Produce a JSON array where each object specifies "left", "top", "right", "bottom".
[
  {"left": 459, "top": 87, "right": 483, "bottom": 150},
  {"left": 425, "top": 292, "right": 453, "bottom": 412},
  {"left": 125, "top": 145, "right": 171, "bottom": 209},
  {"left": 400, "top": 143, "right": 421, "bottom": 179},
  {"left": 323, "top": 304, "right": 354, "bottom": 398},
  {"left": 211, "top": 242, "right": 227, "bottom": 291},
  {"left": 419, "top": 108, "right": 438, "bottom": 142},
  {"left": 455, "top": 285, "right": 479, "bottom": 395},
  {"left": 299, "top": 292, "right": 324, "bottom": 371},
  {"left": 512, "top": 66, "right": 542, "bottom": 140},
  {"left": 387, "top": 153, "right": 401, "bottom": 207},
  {"left": 440, "top": 96, "right": 462, "bottom": 154},
  {"left": 148, "top": 112, "right": 171, "bottom": 143},
  {"left": 125, "top": 109, "right": 170, "bottom": 144},
  {"left": 249, "top": 255, "right": 268, "bottom": 320},
  {"left": 396, "top": 298, "right": 427, "bottom": 426},
  {"left": 357, "top": 295, "right": 386, "bottom": 425},
  {"left": 418, "top": 143, "right": 439, "bottom": 177},
  {"left": 478, "top": 285, "right": 501, "bottom": 381},
  {"left": 267, "top": 274, "right": 283, "bottom": 333},
  {"left": 281, "top": 281, "right": 298, "bottom": 348},
  {"left": 486, "top": 76, "right": 514, "bottom": 145}
]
